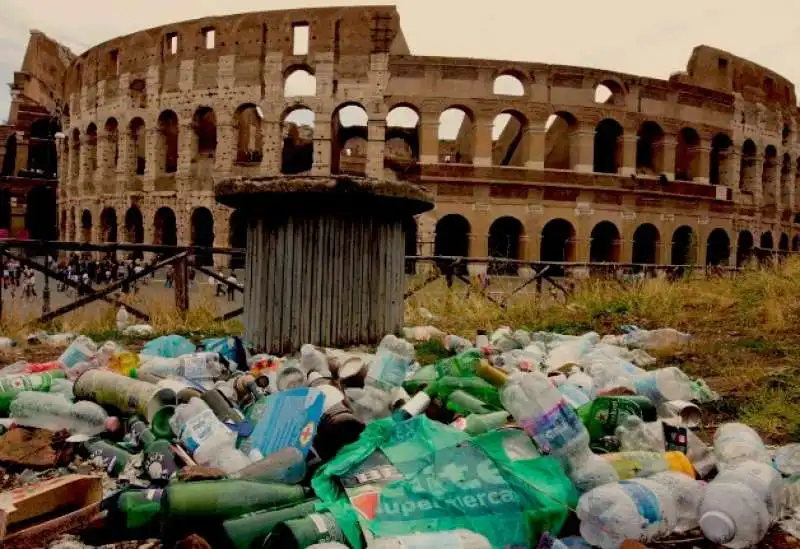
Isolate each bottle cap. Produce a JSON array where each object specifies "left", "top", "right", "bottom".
[
  {"left": 150, "top": 406, "right": 175, "bottom": 439},
  {"left": 104, "top": 416, "right": 122, "bottom": 433},
  {"left": 699, "top": 511, "right": 736, "bottom": 543}
]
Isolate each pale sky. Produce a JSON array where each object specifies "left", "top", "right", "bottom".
[{"left": 2, "top": 0, "right": 800, "bottom": 122}]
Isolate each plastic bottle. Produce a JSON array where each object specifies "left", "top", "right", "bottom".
[
  {"left": 445, "top": 390, "right": 491, "bottom": 415},
  {"left": 443, "top": 334, "right": 474, "bottom": 354},
  {"left": 300, "top": 344, "right": 332, "bottom": 377},
  {"left": 648, "top": 471, "right": 706, "bottom": 534},
  {"left": 0, "top": 370, "right": 67, "bottom": 414},
  {"left": 367, "top": 335, "right": 415, "bottom": 390},
  {"left": 116, "top": 306, "right": 130, "bottom": 331},
  {"left": 178, "top": 352, "right": 228, "bottom": 388},
  {"left": 600, "top": 450, "right": 695, "bottom": 481},
  {"left": 577, "top": 478, "right": 678, "bottom": 549},
  {"left": 109, "top": 351, "right": 140, "bottom": 377},
  {"left": 699, "top": 460, "right": 784, "bottom": 548},
  {"left": 57, "top": 336, "right": 98, "bottom": 369},
  {"left": 368, "top": 530, "right": 492, "bottom": 549},
  {"left": 435, "top": 349, "right": 482, "bottom": 378},
  {"left": 9, "top": 391, "right": 120, "bottom": 436},
  {"left": 713, "top": 422, "right": 771, "bottom": 468},
  {"left": 428, "top": 376, "right": 503, "bottom": 410},
  {"left": 626, "top": 366, "right": 696, "bottom": 404},
  {"left": 450, "top": 411, "right": 510, "bottom": 436}
]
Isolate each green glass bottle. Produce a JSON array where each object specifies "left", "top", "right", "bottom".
[
  {"left": 445, "top": 390, "right": 491, "bottom": 416},
  {"left": 431, "top": 376, "right": 503, "bottom": 410},
  {"left": 434, "top": 349, "right": 481, "bottom": 378},
  {"left": 577, "top": 395, "right": 657, "bottom": 441},
  {"left": 450, "top": 411, "right": 510, "bottom": 436},
  {"left": 403, "top": 364, "right": 437, "bottom": 393},
  {"left": 115, "top": 488, "right": 163, "bottom": 536},
  {"left": 223, "top": 499, "right": 319, "bottom": 549}
]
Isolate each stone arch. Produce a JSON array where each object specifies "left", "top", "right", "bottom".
[
  {"left": 636, "top": 121, "right": 665, "bottom": 175},
  {"left": 130, "top": 118, "right": 146, "bottom": 175},
  {"left": 782, "top": 124, "right": 792, "bottom": 147},
  {"left": 28, "top": 117, "right": 59, "bottom": 177},
  {"left": 671, "top": 225, "right": 696, "bottom": 265},
  {"left": 593, "top": 118, "right": 623, "bottom": 174},
  {"left": 492, "top": 73, "right": 525, "bottom": 96},
  {"left": 705, "top": 228, "right": 730, "bottom": 266},
  {"left": 438, "top": 106, "right": 474, "bottom": 164},
  {"left": 99, "top": 207, "right": 118, "bottom": 243},
  {"left": 157, "top": 110, "right": 179, "bottom": 174},
  {"left": 103, "top": 118, "right": 119, "bottom": 174},
  {"left": 234, "top": 103, "right": 264, "bottom": 164},
  {"left": 385, "top": 104, "right": 420, "bottom": 169},
  {"left": 488, "top": 216, "right": 524, "bottom": 275},
  {"left": 762, "top": 145, "right": 778, "bottom": 205},
  {"left": 594, "top": 78, "right": 626, "bottom": 106},
  {"left": 491, "top": 110, "right": 527, "bottom": 167},
  {"left": 540, "top": 218, "right": 576, "bottom": 274},
  {"left": 760, "top": 231, "right": 773, "bottom": 249},
  {"left": 283, "top": 66, "right": 316, "bottom": 97},
  {"left": 229, "top": 209, "right": 247, "bottom": 269},
  {"left": 589, "top": 221, "right": 621, "bottom": 262},
  {"left": 781, "top": 153, "right": 792, "bottom": 204},
  {"left": 85, "top": 123, "right": 98, "bottom": 175},
  {"left": 154, "top": 207, "right": 177, "bottom": 246},
  {"left": 124, "top": 206, "right": 144, "bottom": 244},
  {"left": 281, "top": 106, "right": 314, "bottom": 174},
  {"left": 1, "top": 135, "right": 16, "bottom": 176},
  {"left": 332, "top": 103, "right": 368, "bottom": 175},
  {"left": 25, "top": 186, "right": 57, "bottom": 240},
  {"left": 193, "top": 106, "right": 217, "bottom": 157},
  {"left": 434, "top": 214, "right": 470, "bottom": 258},
  {"left": 191, "top": 207, "right": 215, "bottom": 266},
  {"left": 544, "top": 111, "right": 578, "bottom": 170},
  {"left": 632, "top": 223, "right": 660, "bottom": 265},
  {"left": 675, "top": 127, "right": 700, "bottom": 181},
  {"left": 780, "top": 232, "right": 790, "bottom": 252},
  {"left": 740, "top": 139, "right": 757, "bottom": 193},
  {"left": 710, "top": 133, "right": 732, "bottom": 185},
  {"left": 403, "top": 216, "right": 418, "bottom": 274},
  {"left": 737, "top": 231, "right": 754, "bottom": 267},
  {"left": 80, "top": 209, "right": 92, "bottom": 243}
]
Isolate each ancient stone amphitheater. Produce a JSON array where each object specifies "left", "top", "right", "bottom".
[{"left": 56, "top": 5, "right": 800, "bottom": 270}]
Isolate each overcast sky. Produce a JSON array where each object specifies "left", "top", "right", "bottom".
[{"left": 2, "top": 0, "right": 799, "bottom": 122}]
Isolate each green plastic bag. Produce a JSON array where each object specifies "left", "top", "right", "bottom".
[{"left": 312, "top": 417, "right": 577, "bottom": 549}]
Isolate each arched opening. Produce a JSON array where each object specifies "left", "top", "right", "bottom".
[
  {"left": 124, "top": 206, "right": 144, "bottom": 248},
  {"left": 740, "top": 140, "right": 757, "bottom": 193},
  {"left": 234, "top": 104, "right": 263, "bottom": 164},
  {"left": 632, "top": 223, "right": 660, "bottom": 265},
  {"left": 544, "top": 112, "right": 578, "bottom": 170},
  {"left": 70, "top": 129, "right": 80, "bottom": 181},
  {"left": 283, "top": 67, "right": 317, "bottom": 97},
  {"left": 594, "top": 80, "right": 625, "bottom": 106},
  {"left": 281, "top": 107, "right": 314, "bottom": 174},
  {"left": 80, "top": 209, "right": 92, "bottom": 243},
  {"left": 86, "top": 123, "right": 98, "bottom": 176},
  {"left": 332, "top": 104, "right": 368, "bottom": 175},
  {"left": 25, "top": 186, "right": 57, "bottom": 240},
  {"left": 782, "top": 125, "right": 792, "bottom": 147},
  {"left": 671, "top": 226, "right": 695, "bottom": 265},
  {"left": 760, "top": 231, "right": 773, "bottom": 250},
  {"left": 129, "top": 79, "right": 147, "bottom": 109},
  {"left": 589, "top": 221, "right": 621, "bottom": 263},
  {"left": 636, "top": 122, "right": 664, "bottom": 175},
  {"left": 762, "top": 145, "right": 778, "bottom": 205},
  {"left": 193, "top": 107, "right": 217, "bottom": 157},
  {"left": 541, "top": 218, "right": 576, "bottom": 275},
  {"left": 103, "top": 118, "right": 119, "bottom": 177},
  {"left": 228, "top": 210, "right": 247, "bottom": 269},
  {"left": 385, "top": 105, "right": 419, "bottom": 170},
  {"left": 710, "top": 133, "right": 732, "bottom": 185},
  {"left": 488, "top": 216, "right": 524, "bottom": 275},
  {"left": 438, "top": 107, "right": 474, "bottom": 164},
  {"left": 705, "top": 229, "right": 730, "bottom": 266},
  {"left": 130, "top": 118, "right": 146, "bottom": 176},
  {"left": 68, "top": 208, "right": 75, "bottom": 241},
  {"left": 491, "top": 111, "right": 527, "bottom": 167},
  {"left": 675, "top": 128, "right": 700, "bottom": 181},
  {"left": 781, "top": 154, "right": 792, "bottom": 205},
  {"left": 154, "top": 207, "right": 177, "bottom": 246},
  {"left": 593, "top": 118, "right": 623, "bottom": 174},
  {"left": 2, "top": 135, "right": 16, "bottom": 176},
  {"left": 780, "top": 233, "right": 790, "bottom": 253},
  {"left": 191, "top": 207, "right": 215, "bottom": 266},
  {"left": 796, "top": 158, "right": 800, "bottom": 206},
  {"left": 157, "top": 110, "right": 179, "bottom": 174},
  {"left": 0, "top": 189, "right": 11, "bottom": 230},
  {"left": 434, "top": 214, "right": 470, "bottom": 275},
  {"left": 100, "top": 208, "right": 118, "bottom": 244},
  {"left": 403, "top": 216, "right": 417, "bottom": 274},
  {"left": 28, "top": 117, "right": 59, "bottom": 178},
  {"left": 737, "top": 231, "right": 754, "bottom": 267},
  {"left": 492, "top": 74, "right": 525, "bottom": 96},
  {"left": 793, "top": 234, "right": 800, "bottom": 252}
]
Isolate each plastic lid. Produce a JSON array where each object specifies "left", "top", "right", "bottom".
[
  {"left": 699, "top": 510, "right": 736, "bottom": 543},
  {"left": 150, "top": 406, "right": 175, "bottom": 439}
]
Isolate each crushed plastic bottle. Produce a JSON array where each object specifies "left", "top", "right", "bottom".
[
  {"left": 713, "top": 422, "right": 771, "bottom": 469},
  {"left": 648, "top": 471, "right": 706, "bottom": 533}
]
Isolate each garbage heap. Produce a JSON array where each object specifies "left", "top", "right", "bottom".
[{"left": 0, "top": 325, "right": 795, "bottom": 549}]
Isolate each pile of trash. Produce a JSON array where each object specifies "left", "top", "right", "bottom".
[{"left": 0, "top": 321, "right": 797, "bottom": 549}]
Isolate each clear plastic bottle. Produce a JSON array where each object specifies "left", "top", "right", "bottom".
[
  {"left": 116, "top": 306, "right": 130, "bottom": 331},
  {"left": 366, "top": 334, "right": 415, "bottom": 390},
  {"left": 699, "top": 460, "right": 784, "bottom": 548},
  {"left": 443, "top": 334, "right": 474, "bottom": 354},
  {"left": 648, "top": 471, "right": 706, "bottom": 533},
  {"left": 713, "top": 422, "right": 771, "bottom": 469},
  {"left": 300, "top": 344, "right": 332, "bottom": 377},
  {"left": 10, "top": 391, "right": 120, "bottom": 436},
  {"left": 367, "top": 530, "right": 492, "bottom": 549},
  {"left": 577, "top": 478, "right": 678, "bottom": 549},
  {"left": 178, "top": 353, "right": 228, "bottom": 388},
  {"left": 626, "top": 367, "right": 696, "bottom": 404}
]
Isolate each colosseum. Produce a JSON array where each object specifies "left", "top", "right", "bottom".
[{"left": 33, "top": 5, "right": 800, "bottom": 270}]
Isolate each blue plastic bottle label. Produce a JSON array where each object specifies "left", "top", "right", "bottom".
[
  {"left": 619, "top": 481, "right": 661, "bottom": 525},
  {"left": 518, "top": 401, "right": 584, "bottom": 454}
]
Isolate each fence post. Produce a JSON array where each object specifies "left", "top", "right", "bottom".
[{"left": 174, "top": 255, "right": 189, "bottom": 316}]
